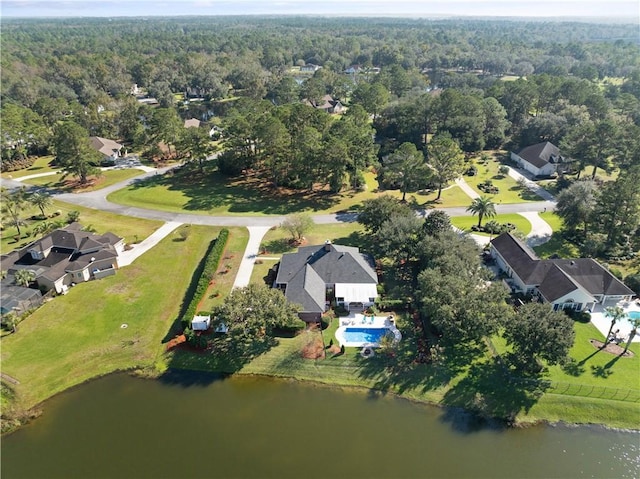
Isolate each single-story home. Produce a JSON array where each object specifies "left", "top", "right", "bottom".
[
  {"left": 300, "top": 63, "right": 322, "bottom": 72},
  {"left": 490, "top": 232, "right": 634, "bottom": 312},
  {"left": 89, "top": 137, "right": 123, "bottom": 163},
  {"left": 0, "top": 223, "right": 124, "bottom": 295},
  {"left": 273, "top": 241, "right": 378, "bottom": 322},
  {"left": 510, "top": 141, "right": 565, "bottom": 177},
  {"left": 184, "top": 118, "right": 201, "bottom": 128},
  {"left": 303, "top": 95, "right": 344, "bottom": 114}
]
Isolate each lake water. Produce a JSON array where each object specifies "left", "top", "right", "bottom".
[{"left": 2, "top": 372, "right": 638, "bottom": 479}]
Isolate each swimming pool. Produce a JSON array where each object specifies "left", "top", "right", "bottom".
[
  {"left": 342, "top": 327, "right": 389, "bottom": 345},
  {"left": 628, "top": 311, "right": 640, "bottom": 320}
]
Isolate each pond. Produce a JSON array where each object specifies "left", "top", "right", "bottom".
[{"left": 2, "top": 372, "right": 638, "bottom": 479}]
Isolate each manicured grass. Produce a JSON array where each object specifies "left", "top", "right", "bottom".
[
  {"left": 22, "top": 169, "right": 144, "bottom": 192},
  {"left": 1, "top": 156, "right": 59, "bottom": 179},
  {"left": 450, "top": 214, "right": 532, "bottom": 236},
  {"left": 196, "top": 227, "right": 249, "bottom": 313},
  {"left": 107, "top": 167, "right": 473, "bottom": 216},
  {"left": 539, "top": 211, "right": 562, "bottom": 232},
  {"left": 1, "top": 200, "right": 162, "bottom": 254},
  {"left": 1, "top": 225, "right": 219, "bottom": 411},
  {"left": 466, "top": 155, "right": 541, "bottom": 203}
]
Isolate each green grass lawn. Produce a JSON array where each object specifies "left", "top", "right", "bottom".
[
  {"left": 450, "top": 214, "right": 532, "bottom": 236},
  {"left": 1, "top": 225, "right": 219, "bottom": 411},
  {"left": 1, "top": 156, "right": 60, "bottom": 179},
  {"left": 533, "top": 214, "right": 582, "bottom": 259},
  {"left": 488, "top": 321, "right": 640, "bottom": 427},
  {"left": 1, "top": 200, "right": 162, "bottom": 254},
  {"left": 196, "top": 227, "right": 249, "bottom": 313},
  {"left": 107, "top": 167, "right": 473, "bottom": 216},
  {"left": 22, "top": 169, "right": 144, "bottom": 192},
  {"left": 465, "top": 156, "right": 541, "bottom": 203}
]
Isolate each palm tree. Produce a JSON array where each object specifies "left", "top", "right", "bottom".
[
  {"left": 32, "top": 221, "right": 57, "bottom": 237},
  {"left": 14, "top": 269, "right": 36, "bottom": 287},
  {"left": 1, "top": 187, "right": 28, "bottom": 237},
  {"left": 621, "top": 318, "right": 640, "bottom": 355},
  {"left": 466, "top": 196, "right": 497, "bottom": 228},
  {"left": 604, "top": 306, "right": 626, "bottom": 343},
  {"left": 29, "top": 192, "right": 53, "bottom": 218}
]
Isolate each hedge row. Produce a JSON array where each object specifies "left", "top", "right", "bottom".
[
  {"left": 1, "top": 155, "right": 35, "bottom": 172},
  {"left": 181, "top": 228, "right": 229, "bottom": 330}
]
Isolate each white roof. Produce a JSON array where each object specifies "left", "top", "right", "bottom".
[
  {"left": 192, "top": 315, "right": 210, "bottom": 330},
  {"left": 335, "top": 283, "right": 378, "bottom": 303}
]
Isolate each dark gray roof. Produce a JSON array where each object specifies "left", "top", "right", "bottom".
[
  {"left": 516, "top": 142, "right": 561, "bottom": 169},
  {"left": 0, "top": 284, "right": 42, "bottom": 314},
  {"left": 491, "top": 232, "right": 634, "bottom": 300},
  {"left": 275, "top": 243, "right": 377, "bottom": 313}
]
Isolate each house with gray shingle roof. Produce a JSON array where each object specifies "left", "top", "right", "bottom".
[
  {"left": 89, "top": 137, "right": 123, "bottom": 163},
  {"left": 0, "top": 223, "right": 124, "bottom": 296},
  {"left": 490, "top": 232, "right": 634, "bottom": 312},
  {"left": 510, "top": 141, "right": 565, "bottom": 177},
  {"left": 273, "top": 241, "right": 378, "bottom": 322}
]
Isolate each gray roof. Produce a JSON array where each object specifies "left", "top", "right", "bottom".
[
  {"left": 0, "top": 284, "right": 42, "bottom": 314},
  {"left": 275, "top": 243, "right": 377, "bottom": 313},
  {"left": 515, "top": 142, "right": 561, "bottom": 169},
  {"left": 491, "top": 232, "right": 634, "bottom": 300},
  {"left": 89, "top": 136, "right": 123, "bottom": 157}
]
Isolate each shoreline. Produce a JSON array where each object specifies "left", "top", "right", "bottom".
[{"left": 4, "top": 365, "right": 638, "bottom": 436}]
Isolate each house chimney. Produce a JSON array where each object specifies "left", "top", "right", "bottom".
[{"left": 324, "top": 240, "right": 332, "bottom": 252}]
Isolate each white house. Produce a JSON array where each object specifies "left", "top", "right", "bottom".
[
  {"left": 490, "top": 232, "right": 634, "bottom": 312},
  {"left": 510, "top": 141, "right": 564, "bottom": 177}
]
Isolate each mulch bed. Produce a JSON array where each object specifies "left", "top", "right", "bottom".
[{"left": 589, "top": 339, "right": 634, "bottom": 358}]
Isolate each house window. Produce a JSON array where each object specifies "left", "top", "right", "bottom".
[{"left": 336, "top": 297, "right": 345, "bottom": 303}]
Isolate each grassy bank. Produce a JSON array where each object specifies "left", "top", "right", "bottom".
[
  {"left": 1, "top": 225, "right": 220, "bottom": 412},
  {"left": 22, "top": 169, "right": 144, "bottom": 192}
]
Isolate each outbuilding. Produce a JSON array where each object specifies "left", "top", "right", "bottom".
[{"left": 191, "top": 315, "right": 211, "bottom": 331}]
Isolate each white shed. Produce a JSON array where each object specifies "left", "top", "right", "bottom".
[{"left": 191, "top": 315, "right": 211, "bottom": 331}]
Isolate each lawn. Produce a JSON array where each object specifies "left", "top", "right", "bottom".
[
  {"left": 465, "top": 154, "right": 542, "bottom": 203},
  {"left": 1, "top": 200, "right": 162, "bottom": 254},
  {"left": 1, "top": 225, "right": 220, "bottom": 411},
  {"left": 22, "top": 169, "right": 144, "bottom": 192},
  {"left": 196, "top": 227, "right": 249, "bottom": 313},
  {"left": 1, "top": 156, "right": 60, "bottom": 179},
  {"left": 107, "top": 167, "right": 473, "bottom": 216},
  {"left": 450, "top": 214, "right": 532, "bottom": 236}
]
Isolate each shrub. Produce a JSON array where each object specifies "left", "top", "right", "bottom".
[
  {"left": 66, "top": 210, "right": 80, "bottom": 223},
  {"left": 624, "top": 274, "right": 640, "bottom": 296},
  {"left": 180, "top": 229, "right": 229, "bottom": 330},
  {"left": 498, "top": 165, "right": 510, "bottom": 176},
  {"left": 375, "top": 298, "right": 408, "bottom": 311}
]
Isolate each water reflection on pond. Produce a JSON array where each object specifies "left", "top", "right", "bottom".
[{"left": 2, "top": 372, "right": 638, "bottom": 479}]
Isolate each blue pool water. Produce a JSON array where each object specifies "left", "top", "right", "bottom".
[
  {"left": 342, "top": 327, "right": 389, "bottom": 344},
  {"left": 628, "top": 311, "right": 640, "bottom": 320}
]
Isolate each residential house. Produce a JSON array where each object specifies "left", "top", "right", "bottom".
[
  {"left": 0, "top": 223, "right": 124, "bottom": 296},
  {"left": 490, "top": 232, "right": 634, "bottom": 312},
  {"left": 510, "top": 141, "right": 565, "bottom": 177},
  {"left": 300, "top": 63, "right": 322, "bottom": 73},
  {"left": 303, "top": 95, "right": 345, "bottom": 114},
  {"left": 273, "top": 241, "right": 378, "bottom": 322},
  {"left": 184, "top": 118, "right": 201, "bottom": 128},
  {"left": 89, "top": 137, "right": 123, "bottom": 164}
]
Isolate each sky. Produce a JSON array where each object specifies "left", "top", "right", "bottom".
[{"left": 1, "top": 0, "right": 639, "bottom": 20}]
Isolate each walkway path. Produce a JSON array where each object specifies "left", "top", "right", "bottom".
[
  {"left": 455, "top": 177, "right": 480, "bottom": 199},
  {"left": 117, "top": 221, "right": 183, "bottom": 267},
  {"left": 232, "top": 226, "right": 272, "bottom": 289},
  {"left": 518, "top": 211, "right": 553, "bottom": 248}
]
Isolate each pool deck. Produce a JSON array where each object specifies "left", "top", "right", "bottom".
[
  {"left": 588, "top": 301, "right": 640, "bottom": 343},
  {"left": 335, "top": 313, "right": 402, "bottom": 348}
]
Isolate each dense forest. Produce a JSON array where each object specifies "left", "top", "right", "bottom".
[{"left": 2, "top": 17, "right": 640, "bottom": 262}]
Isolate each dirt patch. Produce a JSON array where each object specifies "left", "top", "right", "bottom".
[
  {"left": 165, "top": 334, "right": 186, "bottom": 351},
  {"left": 589, "top": 339, "right": 634, "bottom": 358},
  {"left": 301, "top": 335, "right": 325, "bottom": 360}
]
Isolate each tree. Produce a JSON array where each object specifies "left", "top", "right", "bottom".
[
  {"left": 351, "top": 82, "right": 390, "bottom": 121},
  {"left": 422, "top": 210, "right": 451, "bottom": 237},
  {"left": 53, "top": 121, "right": 101, "bottom": 184},
  {"left": 503, "top": 303, "right": 575, "bottom": 372},
  {"left": 1, "top": 187, "right": 28, "bottom": 237},
  {"left": 2, "top": 312, "right": 19, "bottom": 334},
  {"left": 426, "top": 134, "right": 465, "bottom": 200},
  {"left": 376, "top": 214, "right": 424, "bottom": 264},
  {"left": 281, "top": 213, "right": 314, "bottom": 242},
  {"left": 14, "top": 269, "right": 36, "bottom": 287},
  {"left": 178, "top": 126, "right": 213, "bottom": 174},
  {"left": 466, "top": 196, "right": 497, "bottom": 228},
  {"left": 622, "top": 318, "right": 640, "bottom": 355},
  {"left": 149, "top": 108, "right": 182, "bottom": 156},
  {"left": 213, "top": 284, "right": 303, "bottom": 357},
  {"left": 604, "top": 306, "right": 626, "bottom": 342},
  {"left": 554, "top": 181, "right": 596, "bottom": 239},
  {"left": 358, "top": 195, "right": 414, "bottom": 234},
  {"left": 29, "top": 192, "right": 53, "bottom": 218},
  {"left": 381, "top": 142, "right": 430, "bottom": 202}
]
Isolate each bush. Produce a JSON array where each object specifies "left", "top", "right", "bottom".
[
  {"left": 465, "top": 165, "right": 478, "bottom": 176},
  {"left": 375, "top": 298, "right": 409, "bottom": 311},
  {"left": 66, "top": 210, "right": 80, "bottom": 223},
  {"left": 498, "top": 165, "right": 510, "bottom": 176},
  {"left": 0, "top": 153, "right": 35, "bottom": 172},
  {"left": 624, "top": 274, "right": 640, "bottom": 296},
  {"left": 180, "top": 229, "right": 229, "bottom": 330}
]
